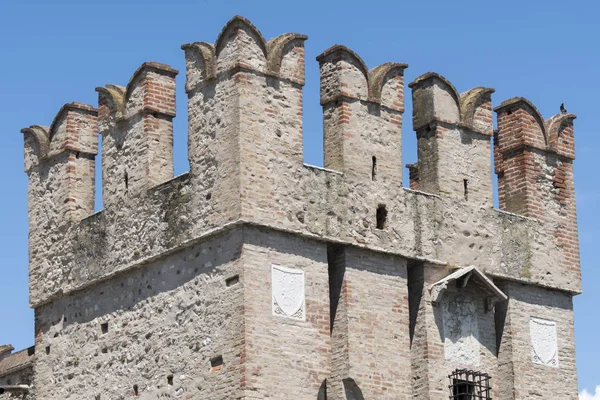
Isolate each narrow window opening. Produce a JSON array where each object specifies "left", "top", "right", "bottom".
[
  {"left": 167, "top": 375, "right": 173, "bottom": 386},
  {"left": 507, "top": 109, "right": 513, "bottom": 115},
  {"left": 101, "top": 322, "right": 109, "bottom": 334},
  {"left": 226, "top": 275, "right": 239, "bottom": 287},
  {"left": 463, "top": 179, "right": 469, "bottom": 201},
  {"left": 371, "top": 156, "right": 377, "bottom": 181},
  {"left": 133, "top": 384, "right": 139, "bottom": 396},
  {"left": 45, "top": 345, "right": 51, "bottom": 355},
  {"left": 210, "top": 355, "right": 224, "bottom": 372},
  {"left": 376, "top": 204, "right": 387, "bottom": 230},
  {"left": 124, "top": 171, "right": 129, "bottom": 190},
  {"left": 101, "top": 347, "right": 108, "bottom": 354},
  {"left": 75, "top": 151, "right": 80, "bottom": 159}
]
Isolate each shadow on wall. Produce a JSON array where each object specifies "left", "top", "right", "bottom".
[
  {"left": 343, "top": 378, "right": 365, "bottom": 400},
  {"left": 317, "top": 378, "right": 365, "bottom": 400}
]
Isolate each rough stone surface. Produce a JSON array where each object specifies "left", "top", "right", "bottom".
[{"left": 12, "top": 15, "right": 582, "bottom": 400}]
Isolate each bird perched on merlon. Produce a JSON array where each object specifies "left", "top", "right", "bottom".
[{"left": 560, "top": 103, "right": 568, "bottom": 113}]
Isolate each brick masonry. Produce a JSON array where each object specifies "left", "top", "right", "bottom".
[{"left": 3, "top": 15, "right": 581, "bottom": 400}]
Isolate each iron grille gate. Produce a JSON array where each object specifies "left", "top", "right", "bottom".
[{"left": 448, "top": 369, "right": 492, "bottom": 400}]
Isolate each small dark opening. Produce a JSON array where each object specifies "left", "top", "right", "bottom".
[
  {"left": 45, "top": 345, "right": 51, "bottom": 355},
  {"left": 101, "top": 347, "right": 108, "bottom": 354},
  {"left": 376, "top": 204, "right": 387, "bottom": 230},
  {"left": 371, "top": 156, "right": 377, "bottom": 181},
  {"left": 507, "top": 109, "right": 513, "bottom": 115},
  {"left": 133, "top": 384, "right": 138, "bottom": 396},
  {"left": 124, "top": 171, "right": 129, "bottom": 190},
  {"left": 210, "top": 355, "right": 224, "bottom": 371},
  {"left": 452, "top": 380, "right": 474, "bottom": 400},
  {"left": 463, "top": 179, "right": 469, "bottom": 201},
  {"left": 167, "top": 375, "right": 174, "bottom": 385},
  {"left": 101, "top": 322, "right": 109, "bottom": 334},
  {"left": 75, "top": 151, "right": 80, "bottom": 159},
  {"left": 226, "top": 275, "right": 239, "bottom": 287},
  {"left": 448, "top": 369, "right": 491, "bottom": 400}
]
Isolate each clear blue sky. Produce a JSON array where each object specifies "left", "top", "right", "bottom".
[{"left": 0, "top": 0, "right": 598, "bottom": 395}]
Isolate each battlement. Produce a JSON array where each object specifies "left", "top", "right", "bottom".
[
  {"left": 22, "top": 16, "right": 580, "bottom": 308},
  {"left": 182, "top": 17, "right": 307, "bottom": 90},
  {"left": 409, "top": 73, "right": 494, "bottom": 135}
]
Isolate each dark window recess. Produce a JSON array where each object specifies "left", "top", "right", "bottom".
[
  {"left": 210, "top": 355, "right": 224, "bottom": 371},
  {"left": 226, "top": 275, "right": 240, "bottom": 287},
  {"left": 371, "top": 156, "right": 377, "bottom": 181},
  {"left": 133, "top": 385, "right": 139, "bottom": 396},
  {"left": 463, "top": 179, "right": 469, "bottom": 201},
  {"left": 45, "top": 346, "right": 51, "bottom": 355},
  {"left": 376, "top": 204, "right": 387, "bottom": 230},
  {"left": 448, "top": 369, "right": 491, "bottom": 400},
  {"left": 167, "top": 375, "right": 174, "bottom": 386},
  {"left": 101, "top": 322, "right": 109, "bottom": 334}
]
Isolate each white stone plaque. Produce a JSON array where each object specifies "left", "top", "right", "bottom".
[
  {"left": 442, "top": 292, "right": 480, "bottom": 366},
  {"left": 530, "top": 318, "right": 558, "bottom": 367},
  {"left": 271, "top": 265, "right": 305, "bottom": 321}
]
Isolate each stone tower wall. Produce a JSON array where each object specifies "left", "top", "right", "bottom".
[{"left": 18, "top": 15, "right": 581, "bottom": 400}]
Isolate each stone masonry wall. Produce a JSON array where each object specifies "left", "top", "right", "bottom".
[
  {"left": 495, "top": 281, "right": 578, "bottom": 400},
  {"left": 341, "top": 247, "right": 411, "bottom": 399},
  {"left": 241, "top": 227, "right": 331, "bottom": 399},
  {"left": 33, "top": 229, "right": 244, "bottom": 400}
]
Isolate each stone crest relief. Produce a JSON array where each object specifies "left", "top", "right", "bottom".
[
  {"left": 530, "top": 318, "right": 559, "bottom": 367},
  {"left": 271, "top": 265, "right": 305, "bottom": 321},
  {"left": 442, "top": 292, "right": 480, "bottom": 366}
]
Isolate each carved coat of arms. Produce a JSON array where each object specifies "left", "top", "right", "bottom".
[
  {"left": 271, "top": 265, "right": 305, "bottom": 320},
  {"left": 530, "top": 318, "right": 559, "bottom": 367}
]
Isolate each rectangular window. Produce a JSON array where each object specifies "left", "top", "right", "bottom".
[{"left": 448, "top": 369, "right": 491, "bottom": 400}]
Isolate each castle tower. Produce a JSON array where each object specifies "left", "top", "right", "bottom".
[
  {"left": 16, "top": 16, "right": 581, "bottom": 400},
  {"left": 409, "top": 73, "right": 494, "bottom": 207},
  {"left": 96, "top": 62, "right": 178, "bottom": 209},
  {"left": 182, "top": 16, "right": 307, "bottom": 227},
  {"left": 494, "top": 98, "right": 580, "bottom": 399}
]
